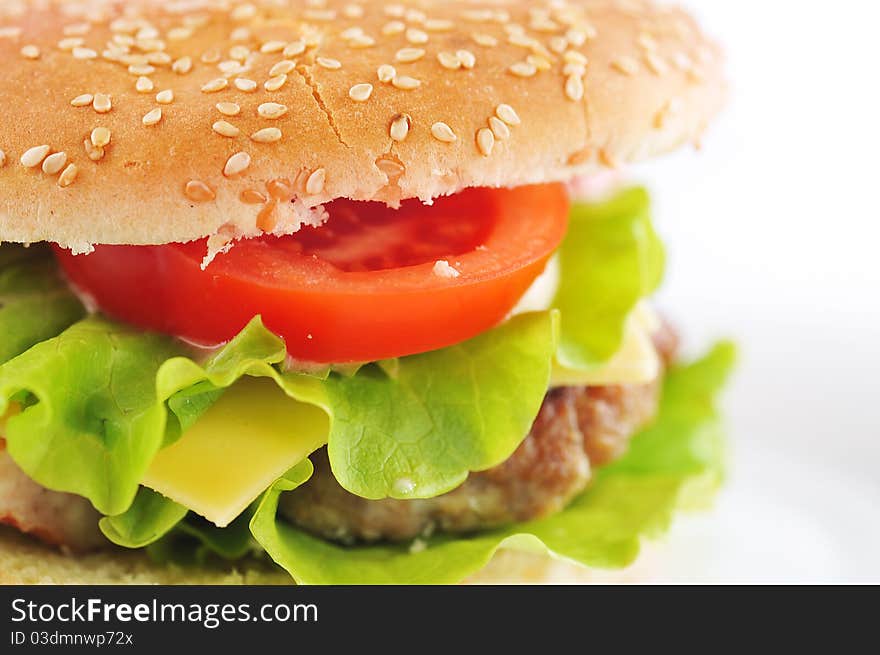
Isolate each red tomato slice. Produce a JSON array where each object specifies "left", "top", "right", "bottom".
[{"left": 54, "top": 185, "right": 569, "bottom": 363}]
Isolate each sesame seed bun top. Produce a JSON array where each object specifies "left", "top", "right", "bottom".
[{"left": 0, "top": 0, "right": 724, "bottom": 251}]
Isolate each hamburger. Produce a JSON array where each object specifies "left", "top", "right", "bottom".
[{"left": 0, "top": 0, "right": 731, "bottom": 584}]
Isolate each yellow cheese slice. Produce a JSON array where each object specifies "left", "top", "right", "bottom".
[
  {"left": 142, "top": 377, "right": 328, "bottom": 528},
  {"left": 550, "top": 304, "right": 661, "bottom": 387}
]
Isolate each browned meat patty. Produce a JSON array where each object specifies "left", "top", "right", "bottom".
[
  {"left": 0, "top": 441, "right": 104, "bottom": 552},
  {"left": 280, "top": 324, "right": 678, "bottom": 544}
]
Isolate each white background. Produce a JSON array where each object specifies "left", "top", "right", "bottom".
[{"left": 633, "top": 1, "right": 880, "bottom": 582}]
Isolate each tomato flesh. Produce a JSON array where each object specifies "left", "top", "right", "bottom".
[{"left": 54, "top": 185, "right": 569, "bottom": 363}]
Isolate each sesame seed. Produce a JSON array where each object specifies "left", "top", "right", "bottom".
[
  {"left": 305, "top": 168, "right": 326, "bottom": 195},
  {"left": 20, "top": 45, "right": 40, "bottom": 59},
  {"left": 58, "top": 163, "right": 78, "bottom": 188},
  {"left": 136, "top": 26, "right": 159, "bottom": 40},
  {"left": 496, "top": 104, "right": 521, "bottom": 126},
  {"left": 168, "top": 27, "right": 194, "bottom": 41},
  {"left": 673, "top": 52, "right": 693, "bottom": 71},
  {"left": 638, "top": 33, "right": 658, "bottom": 52},
  {"left": 264, "top": 74, "right": 287, "bottom": 91},
  {"left": 563, "top": 62, "right": 586, "bottom": 77},
  {"left": 456, "top": 49, "right": 476, "bottom": 69},
  {"left": 425, "top": 18, "right": 454, "bottom": 31},
  {"left": 230, "top": 27, "right": 251, "bottom": 42},
  {"left": 58, "top": 37, "right": 84, "bottom": 50},
  {"left": 231, "top": 3, "right": 257, "bottom": 21},
  {"left": 240, "top": 189, "right": 268, "bottom": 204},
  {"left": 461, "top": 9, "right": 492, "bottom": 23},
  {"left": 349, "top": 83, "right": 373, "bottom": 102},
  {"left": 20, "top": 145, "right": 50, "bottom": 168},
  {"left": 396, "top": 47, "right": 425, "bottom": 63},
  {"left": 216, "top": 102, "right": 241, "bottom": 116},
  {"left": 488, "top": 116, "right": 510, "bottom": 140},
  {"left": 128, "top": 64, "right": 155, "bottom": 75},
  {"left": 92, "top": 93, "right": 112, "bottom": 113},
  {"left": 73, "top": 47, "right": 97, "bottom": 60},
  {"left": 432, "top": 260, "right": 460, "bottom": 279},
  {"left": 258, "top": 102, "right": 288, "bottom": 119},
  {"left": 384, "top": 5, "right": 405, "bottom": 18},
  {"left": 377, "top": 64, "right": 397, "bottom": 83},
  {"left": 234, "top": 78, "right": 258, "bottom": 92},
  {"left": 224, "top": 151, "right": 251, "bottom": 177},
  {"left": 201, "top": 49, "right": 221, "bottom": 64},
  {"left": 213, "top": 120, "right": 240, "bottom": 137},
  {"left": 406, "top": 28, "right": 429, "bottom": 44},
  {"left": 527, "top": 54, "right": 551, "bottom": 71},
  {"left": 304, "top": 8, "right": 337, "bottom": 21},
  {"left": 135, "top": 76, "right": 154, "bottom": 93},
  {"left": 219, "top": 60, "right": 246, "bottom": 75},
  {"left": 611, "top": 56, "right": 639, "bottom": 76},
  {"left": 405, "top": 8, "right": 427, "bottom": 23},
  {"left": 202, "top": 78, "right": 228, "bottom": 93},
  {"left": 148, "top": 51, "right": 171, "bottom": 65},
  {"left": 251, "top": 127, "right": 282, "bottom": 143},
  {"left": 283, "top": 40, "right": 306, "bottom": 57},
  {"left": 508, "top": 32, "right": 536, "bottom": 49},
  {"left": 270, "top": 60, "right": 297, "bottom": 76},
  {"left": 316, "top": 57, "right": 342, "bottom": 70},
  {"left": 437, "top": 51, "right": 461, "bottom": 69},
  {"left": 0, "top": 150, "right": 5, "bottom": 167},
  {"left": 156, "top": 89, "right": 174, "bottom": 104},
  {"left": 508, "top": 61, "right": 537, "bottom": 77},
  {"left": 83, "top": 138, "right": 104, "bottom": 161},
  {"left": 565, "top": 74, "right": 585, "bottom": 102},
  {"left": 382, "top": 20, "right": 405, "bottom": 36},
  {"left": 185, "top": 180, "right": 215, "bottom": 202},
  {"left": 645, "top": 52, "right": 669, "bottom": 76},
  {"left": 472, "top": 33, "right": 498, "bottom": 47},
  {"left": 90, "top": 127, "right": 111, "bottom": 147},
  {"left": 431, "top": 122, "right": 457, "bottom": 143},
  {"left": 142, "top": 108, "right": 163, "bottom": 126},
  {"left": 172, "top": 56, "right": 193, "bottom": 74},
  {"left": 70, "top": 93, "right": 94, "bottom": 107},
  {"left": 343, "top": 4, "right": 365, "bottom": 19},
  {"left": 41, "top": 151, "right": 67, "bottom": 175},
  {"left": 229, "top": 45, "right": 250, "bottom": 61},
  {"left": 566, "top": 28, "right": 590, "bottom": 48},
  {"left": 392, "top": 75, "right": 421, "bottom": 90},
  {"left": 348, "top": 34, "right": 375, "bottom": 48},
  {"left": 260, "top": 40, "right": 287, "bottom": 54},
  {"left": 389, "top": 114, "right": 410, "bottom": 142},
  {"left": 564, "top": 50, "right": 588, "bottom": 66},
  {"left": 340, "top": 27, "right": 365, "bottom": 41},
  {"left": 476, "top": 128, "right": 495, "bottom": 157},
  {"left": 63, "top": 22, "right": 90, "bottom": 36},
  {"left": 549, "top": 36, "right": 568, "bottom": 54}
]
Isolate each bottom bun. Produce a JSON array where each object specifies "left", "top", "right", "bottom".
[{"left": 0, "top": 527, "right": 658, "bottom": 585}]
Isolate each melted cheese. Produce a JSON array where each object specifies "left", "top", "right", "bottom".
[
  {"left": 142, "top": 378, "right": 328, "bottom": 527},
  {"left": 550, "top": 303, "right": 661, "bottom": 387}
]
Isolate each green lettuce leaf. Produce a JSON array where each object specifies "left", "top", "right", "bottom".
[
  {"left": 553, "top": 189, "right": 665, "bottom": 369},
  {"left": 0, "top": 315, "right": 293, "bottom": 515},
  {"left": 100, "top": 487, "right": 188, "bottom": 549},
  {"left": 320, "top": 310, "right": 558, "bottom": 499},
  {"left": 0, "top": 244, "right": 85, "bottom": 365},
  {"left": 248, "top": 343, "right": 735, "bottom": 584}
]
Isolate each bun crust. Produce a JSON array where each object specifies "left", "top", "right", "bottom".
[
  {"left": 0, "top": 528, "right": 656, "bottom": 585},
  {"left": 0, "top": 0, "right": 723, "bottom": 249}
]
